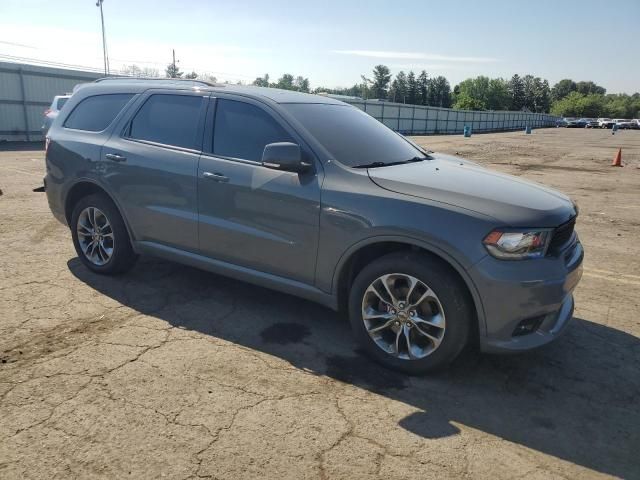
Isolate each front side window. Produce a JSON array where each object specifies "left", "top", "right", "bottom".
[
  {"left": 128, "top": 94, "right": 204, "bottom": 150},
  {"left": 213, "top": 99, "right": 293, "bottom": 162},
  {"left": 283, "top": 103, "right": 423, "bottom": 167},
  {"left": 64, "top": 94, "right": 133, "bottom": 132}
]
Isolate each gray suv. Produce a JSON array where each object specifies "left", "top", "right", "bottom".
[{"left": 44, "top": 78, "right": 583, "bottom": 373}]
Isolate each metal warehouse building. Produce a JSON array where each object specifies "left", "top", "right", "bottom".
[{"left": 0, "top": 61, "right": 100, "bottom": 142}]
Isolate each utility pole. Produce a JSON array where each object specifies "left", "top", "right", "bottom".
[
  {"left": 96, "top": 0, "right": 109, "bottom": 75},
  {"left": 172, "top": 49, "right": 176, "bottom": 75}
]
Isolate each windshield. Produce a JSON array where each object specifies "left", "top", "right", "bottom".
[{"left": 283, "top": 103, "right": 424, "bottom": 167}]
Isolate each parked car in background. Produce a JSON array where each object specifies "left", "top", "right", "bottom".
[
  {"left": 598, "top": 118, "right": 615, "bottom": 129},
  {"left": 566, "top": 118, "right": 587, "bottom": 128},
  {"left": 624, "top": 118, "right": 640, "bottom": 130},
  {"left": 44, "top": 78, "right": 583, "bottom": 373},
  {"left": 613, "top": 119, "right": 634, "bottom": 129},
  {"left": 41, "top": 95, "right": 70, "bottom": 134},
  {"left": 585, "top": 119, "right": 600, "bottom": 128},
  {"left": 555, "top": 118, "right": 569, "bottom": 127}
]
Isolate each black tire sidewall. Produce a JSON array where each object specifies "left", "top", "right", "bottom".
[
  {"left": 70, "top": 193, "right": 135, "bottom": 275},
  {"left": 348, "top": 251, "right": 473, "bottom": 374}
]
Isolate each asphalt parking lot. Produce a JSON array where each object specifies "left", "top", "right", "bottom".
[{"left": 1, "top": 128, "right": 639, "bottom": 479}]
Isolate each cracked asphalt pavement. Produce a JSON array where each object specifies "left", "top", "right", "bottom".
[{"left": 1, "top": 129, "right": 639, "bottom": 479}]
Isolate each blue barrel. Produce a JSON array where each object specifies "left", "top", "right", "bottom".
[
  {"left": 463, "top": 125, "right": 472, "bottom": 137},
  {"left": 525, "top": 125, "right": 532, "bottom": 134}
]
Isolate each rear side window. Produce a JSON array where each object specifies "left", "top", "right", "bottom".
[
  {"left": 56, "top": 97, "right": 68, "bottom": 110},
  {"left": 213, "top": 99, "right": 293, "bottom": 161},
  {"left": 128, "top": 94, "right": 204, "bottom": 149},
  {"left": 64, "top": 94, "right": 133, "bottom": 132}
]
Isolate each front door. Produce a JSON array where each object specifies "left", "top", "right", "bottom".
[{"left": 197, "top": 96, "right": 321, "bottom": 285}]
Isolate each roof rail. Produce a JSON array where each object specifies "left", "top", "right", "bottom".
[{"left": 93, "top": 76, "right": 220, "bottom": 87}]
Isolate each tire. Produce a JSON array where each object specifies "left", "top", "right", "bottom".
[
  {"left": 70, "top": 193, "right": 137, "bottom": 274},
  {"left": 348, "top": 252, "right": 473, "bottom": 374}
]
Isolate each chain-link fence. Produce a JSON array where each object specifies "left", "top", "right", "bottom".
[{"left": 342, "top": 99, "right": 558, "bottom": 135}]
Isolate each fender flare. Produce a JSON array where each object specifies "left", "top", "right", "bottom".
[
  {"left": 63, "top": 177, "right": 138, "bottom": 250},
  {"left": 331, "top": 234, "right": 487, "bottom": 337}
]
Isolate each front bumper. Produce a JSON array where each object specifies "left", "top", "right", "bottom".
[{"left": 470, "top": 239, "right": 583, "bottom": 353}]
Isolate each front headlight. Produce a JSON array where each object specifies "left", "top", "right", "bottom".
[{"left": 483, "top": 229, "right": 552, "bottom": 260}]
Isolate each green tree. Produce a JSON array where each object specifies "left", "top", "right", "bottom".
[
  {"left": 417, "top": 70, "right": 429, "bottom": 106},
  {"left": 550, "top": 91, "right": 583, "bottom": 116},
  {"left": 253, "top": 74, "right": 270, "bottom": 87},
  {"left": 371, "top": 65, "right": 392, "bottom": 99},
  {"left": 165, "top": 63, "right": 182, "bottom": 78},
  {"left": 576, "top": 81, "right": 606, "bottom": 96},
  {"left": 534, "top": 79, "right": 551, "bottom": 113},
  {"left": 551, "top": 79, "right": 577, "bottom": 102},
  {"left": 522, "top": 75, "right": 536, "bottom": 111},
  {"left": 508, "top": 74, "right": 525, "bottom": 110},
  {"left": 428, "top": 76, "right": 451, "bottom": 107},
  {"left": 454, "top": 92, "right": 486, "bottom": 110},
  {"left": 389, "top": 71, "right": 408, "bottom": 102},
  {"left": 453, "top": 76, "right": 509, "bottom": 110},
  {"left": 294, "top": 76, "right": 310, "bottom": 93},
  {"left": 577, "top": 94, "right": 606, "bottom": 117},
  {"left": 487, "top": 78, "right": 510, "bottom": 110},
  {"left": 276, "top": 73, "right": 295, "bottom": 90},
  {"left": 406, "top": 71, "right": 418, "bottom": 104},
  {"left": 184, "top": 71, "right": 198, "bottom": 79}
]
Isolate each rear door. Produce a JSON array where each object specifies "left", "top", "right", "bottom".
[
  {"left": 197, "top": 95, "right": 322, "bottom": 285},
  {"left": 101, "top": 89, "right": 208, "bottom": 252}
]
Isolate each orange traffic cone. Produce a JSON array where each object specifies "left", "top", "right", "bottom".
[{"left": 611, "top": 148, "right": 622, "bottom": 167}]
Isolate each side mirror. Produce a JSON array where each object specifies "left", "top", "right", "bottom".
[{"left": 262, "top": 142, "right": 311, "bottom": 173}]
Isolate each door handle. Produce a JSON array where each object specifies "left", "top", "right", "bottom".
[
  {"left": 105, "top": 153, "right": 126, "bottom": 162},
  {"left": 203, "top": 171, "right": 229, "bottom": 183}
]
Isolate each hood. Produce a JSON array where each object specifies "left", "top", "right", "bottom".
[{"left": 368, "top": 153, "right": 576, "bottom": 227}]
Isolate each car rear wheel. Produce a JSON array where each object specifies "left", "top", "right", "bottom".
[
  {"left": 71, "top": 193, "right": 137, "bottom": 274},
  {"left": 348, "top": 252, "right": 473, "bottom": 374}
]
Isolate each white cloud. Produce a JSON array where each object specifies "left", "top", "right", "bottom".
[{"left": 332, "top": 50, "right": 498, "bottom": 63}]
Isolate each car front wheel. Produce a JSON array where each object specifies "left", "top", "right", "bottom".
[{"left": 348, "top": 252, "right": 473, "bottom": 374}]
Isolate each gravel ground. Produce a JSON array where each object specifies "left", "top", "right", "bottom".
[{"left": 0, "top": 128, "right": 639, "bottom": 479}]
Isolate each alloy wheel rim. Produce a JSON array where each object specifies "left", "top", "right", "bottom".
[
  {"left": 361, "top": 273, "right": 446, "bottom": 360},
  {"left": 77, "top": 207, "right": 114, "bottom": 266}
]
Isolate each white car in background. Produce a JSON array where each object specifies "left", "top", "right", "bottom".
[
  {"left": 598, "top": 118, "right": 615, "bottom": 128},
  {"left": 612, "top": 119, "right": 634, "bottom": 129},
  {"left": 41, "top": 95, "right": 71, "bottom": 134}
]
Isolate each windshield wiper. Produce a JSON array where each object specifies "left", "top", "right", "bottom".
[
  {"left": 353, "top": 156, "right": 427, "bottom": 169},
  {"left": 353, "top": 161, "right": 388, "bottom": 169}
]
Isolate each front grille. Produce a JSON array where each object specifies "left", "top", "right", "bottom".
[{"left": 549, "top": 216, "right": 576, "bottom": 252}]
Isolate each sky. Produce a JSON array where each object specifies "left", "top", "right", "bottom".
[{"left": 1, "top": 0, "right": 638, "bottom": 93}]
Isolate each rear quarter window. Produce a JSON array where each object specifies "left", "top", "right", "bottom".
[{"left": 64, "top": 94, "right": 134, "bottom": 132}]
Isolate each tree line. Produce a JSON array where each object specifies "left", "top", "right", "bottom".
[
  {"left": 153, "top": 60, "right": 640, "bottom": 118},
  {"left": 549, "top": 79, "right": 639, "bottom": 118},
  {"left": 251, "top": 66, "right": 639, "bottom": 118}
]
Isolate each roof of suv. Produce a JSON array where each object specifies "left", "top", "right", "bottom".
[{"left": 77, "top": 77, "right": 345, "bottom": 105}]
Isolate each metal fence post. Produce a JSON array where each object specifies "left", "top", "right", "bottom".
[
  {"left": 18, "top": 67, "right": 30, "bottom": 142},
  {"left": 411, "top": 105, "right": 416, "bottom": 135}
]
